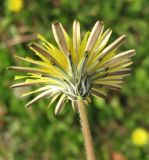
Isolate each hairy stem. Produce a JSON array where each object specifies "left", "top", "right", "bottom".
[{"left": 77, "top": 99, "right": 96, "bottom": 160}]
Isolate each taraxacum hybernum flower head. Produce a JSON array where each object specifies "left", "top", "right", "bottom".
[{"left": 9, "top": 20, "right": 136, "bottom": 114}]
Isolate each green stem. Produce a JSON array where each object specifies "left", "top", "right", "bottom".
[{"left": 77, "top": 99, "right": 96, "bottom": 160}]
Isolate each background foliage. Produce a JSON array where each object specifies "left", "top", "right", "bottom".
[{"left": 0, "top": 0, "right": 149, "bottom": 159}]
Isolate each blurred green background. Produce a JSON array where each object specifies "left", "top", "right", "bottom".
[{"left": 0, "top": 0, "right": 149, "bottom": 159}]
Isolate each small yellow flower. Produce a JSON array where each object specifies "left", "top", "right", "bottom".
[
  {"left": 9, "top": 20, "right": 135, "bottom": 114},
  {"left": 7, "top": 0, "right": 23, "bottom": 13},
  {"left": 131, "top": 128, "right": 149, "bottom": 146}
]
